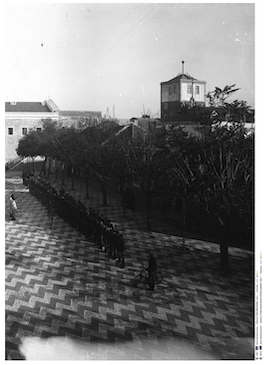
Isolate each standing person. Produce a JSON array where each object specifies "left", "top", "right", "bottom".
[
  {"left": 147, "top": 254, "right": 157, "bottom": 291},
  {"left": 9, "top": 194, "right": 17, "bottom": 221}
]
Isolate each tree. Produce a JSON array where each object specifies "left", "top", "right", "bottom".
[
  {"left": 157, "top": 126, "right": 200, "bottom": 248},
  {"left": 121, "top": 127, "right": 169, "bottom": 230},
  {"left": 196, "top": 124, "right": 253, "bottom": 272},
  {"left": 38, "top": 119, "right": 61, "bottom": 179},
  {"left": 106, "top": 134, "right": 133, "bottom": 216},
  {"left": 81, "top": 123, "right": 122, "bottom": 206},
  {"left": 180, "top": 84, "right": 253, "bottom": 126},
  {"left": 77, "top": 139, "right": 92, "bottom": 199},
  {"left": 51, "top": 127, "right": 85, "bottom": 190},
  {"left": 207, "top": 84, "right": 253, "bottom": 125},
  {"left": 79, "top": 126, "right": 103, "bottom": 198},
  {"left": 207, "top": 84, "right": 240, "bottom": 108},
  {"left": 157, "top": 110, "right": 253, "bottom": 271},
  {"left": 16, "top": 130, "right": 43, "bottom": 174}
]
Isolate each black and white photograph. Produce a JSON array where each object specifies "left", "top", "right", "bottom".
[{"left": 5, "top": 2, "right": 258, "bottom": 361}]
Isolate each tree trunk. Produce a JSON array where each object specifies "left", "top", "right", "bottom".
[
  {"left": 47, "top": 158, "right": 51, "bottom": 180},
  {"left": 146, "top": 192, "right": 152, "bottom": 231},
  {"left": 95, "top": 172, "right": 108, "bottom": 206},
  {"left": 71, "top": 166, "right": 75, "bottom": 191},
  {"left": 55, "top": 160, "right": 59, "bottom": 182},
  {"left": 85, "top": 167, "right": 90, "bottom": 198},
  {"left": 182, "top": 198, "right": 186, "bottom": 250},
  {"left": 120, "top": 177, "right": 126, "bottom": 217},
  {"left": 218, "top": 216, "right": 229, "bottom": 274},
  {"left": 61, "top": 163, "right": 65, "bottom": 186},
  {"left": 122, "top": 188, "right": 126, "bottom": 217},
  {"left": 32, "top": 157, "right": 35, "bottom": 175},
  {"left": 39, "top": 157, "right": 47, "bottom": 178},
  {"left": 101, "top": 178, "right": 107, "bottom": 206}
]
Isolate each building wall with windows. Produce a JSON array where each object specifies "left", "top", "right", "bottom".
[
  {"left": 180, "top": 81, "right": 206, "bottom": 104},
  {"left": 5, "top": 100, "right": 59, "bottom": 162}
]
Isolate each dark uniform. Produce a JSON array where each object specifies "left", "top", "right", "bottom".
[{"left": 28, "top": 177, "right": 123, "bottom": 267}]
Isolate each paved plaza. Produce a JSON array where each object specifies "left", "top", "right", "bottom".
[{"left": 5, "top": 173, "right": 254, "bottom": 360}]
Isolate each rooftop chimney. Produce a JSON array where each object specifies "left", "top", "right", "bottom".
[{"left": 182, "top": 60, "right": 185, "bottom": 75}]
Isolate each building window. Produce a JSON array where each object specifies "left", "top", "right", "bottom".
[
  {"left": 22, "top": 127, "right": 28, "bottom": 135},
  {"left": 187, "top": 85, "right": 192, "bottom": 94},
  {"left": 8, "top": 127, "right": 13, "bottom": 135},
  {"left": 37, "top": 127, "right": 42, "bottom": 132},
  {"left": 168, "top": 86, "right": 171, "bottom": 95},
  {"left": 164, "top": 103, "right": 168, "bottom": 110},
  {"left": 174, "top": 85, "right": 177, "bottom": 94},
  {"left": 195, "top": 86, "right": 200, "bottom": 94}
]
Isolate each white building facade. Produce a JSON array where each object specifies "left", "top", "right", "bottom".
[{"left": 5, "top": 99, "right": 59, "bottom": 162}]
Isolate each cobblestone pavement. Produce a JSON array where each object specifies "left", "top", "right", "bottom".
[{"left": 5, "top": 174, "right": 254, "bottom": 360}]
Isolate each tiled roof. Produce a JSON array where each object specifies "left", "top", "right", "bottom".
[
  {"left": 161, "top": 74, "right": 206, "bottom": 85},
  {"left": 5, "top": 102, "right": 52, "bottom": 113}
]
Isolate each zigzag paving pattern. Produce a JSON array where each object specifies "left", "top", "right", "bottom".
[{"left": 5, "top": 174, "right": 254, "bottom": 360}]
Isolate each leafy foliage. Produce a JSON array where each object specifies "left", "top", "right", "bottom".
[
  {"left": 197, "top": 124, "right": 253, "bottom": 235},
  {"left": 16, "top": 131, "right": 42, "bottom": 158},
  {"left": 206, "top": 84, "right": 240, "bottom": 107},
  {"left": 177, "top": 85, "right": 253, "bottom": 126}
]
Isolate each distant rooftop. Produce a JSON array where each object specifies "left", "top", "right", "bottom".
[
  {"left": 59, "top": 111, "right": 101, "bottom": 118},
  {"left": 5, "top": 99, "right": 60, "bottom": 113},
  {"left": 5, "top": 101, "right": 52, "bottom": 113}
]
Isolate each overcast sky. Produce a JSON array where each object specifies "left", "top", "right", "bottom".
[{"left": 5, "top": 2, "right": 254, "bottom": 119}]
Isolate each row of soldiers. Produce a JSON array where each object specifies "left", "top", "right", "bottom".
[{"left": 27, "top": 176, "right": 126, "bottom": 267}]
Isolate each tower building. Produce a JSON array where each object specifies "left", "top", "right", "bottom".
[{"left": 160, "top": 61, "right": 206, "bottom": 120}]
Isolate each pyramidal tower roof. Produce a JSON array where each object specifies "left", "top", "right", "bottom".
[{"left": 161, "top": 61, "right": 205, "bottom": 84}]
